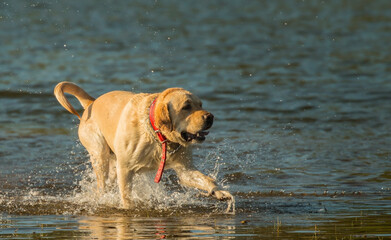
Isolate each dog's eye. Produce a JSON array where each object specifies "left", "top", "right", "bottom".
[{"left": 182, "top": 103, "right": 192, "bottom": 111}]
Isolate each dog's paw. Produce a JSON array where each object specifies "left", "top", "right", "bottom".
[
  {"left": 211, "top": 189, "right": 235, "bottom": 214},
  {"left": 212, "top": 189, "right": 233, "bottom": 201}
]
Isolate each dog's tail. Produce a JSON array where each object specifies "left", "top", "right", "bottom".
[{"left": 54, "top": 81, "right": 95, "bottom": 120}]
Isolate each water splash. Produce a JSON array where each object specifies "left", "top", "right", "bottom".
[
  {"left": 68, "top": 169, "right": 207, "bottom": 213},
  {"left": 0, "top": 156, "right": 234, "bottom": 216}
]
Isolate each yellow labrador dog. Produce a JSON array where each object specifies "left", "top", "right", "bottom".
[{"left": 54, "top": 82, "right": 234, "bottom": 211}]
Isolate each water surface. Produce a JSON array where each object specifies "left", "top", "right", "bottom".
[{"left": 1, "top": 0, "right": 391, "bottom": 238}]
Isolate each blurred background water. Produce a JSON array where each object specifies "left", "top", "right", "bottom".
[{"left": 1, "top": 0, "right": 391, "bottom": 238}]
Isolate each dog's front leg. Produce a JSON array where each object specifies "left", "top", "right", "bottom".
[
  {"left": 173, "top": 163, "right": 235, "bottom": 213},
  {"left": 116, "top": 160, "right": 134, "bottom": 209},
  {"left": 172, "top": 164, "right": 233, "bottom": 201}
]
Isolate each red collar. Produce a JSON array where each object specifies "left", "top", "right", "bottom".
[{"left": 149, "top": 98, "right": 168, "bottom": 183}]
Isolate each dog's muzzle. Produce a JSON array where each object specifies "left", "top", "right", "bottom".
[{"left": 181, "top": 113, "right": 214, "bottom": 142}]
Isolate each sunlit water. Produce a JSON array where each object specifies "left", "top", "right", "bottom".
[{"left": 1, "top": 0, "right": 391, "bottom": 239}]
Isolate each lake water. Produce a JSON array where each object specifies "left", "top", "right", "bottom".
[{"left": 1, "top": 0, "right": 391, "bottom": 239}]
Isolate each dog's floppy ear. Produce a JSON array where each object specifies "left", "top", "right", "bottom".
[
  {"left": 155, "top": 98, "right": 173, "bottom": 133},
  {"left": 155, "top": 88, "right": 184, "bottom": 133}
]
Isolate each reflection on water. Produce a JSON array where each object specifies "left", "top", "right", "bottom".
[
  {"left": 1, "top": 0, "right": 391, "bottom": 238},
  {"left": 1, "top": 213, "right": 391, "bottom": 239}
]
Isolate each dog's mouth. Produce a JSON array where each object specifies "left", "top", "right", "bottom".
[{"left": 181, "top": 131, "right": 209, "bottom": 142}]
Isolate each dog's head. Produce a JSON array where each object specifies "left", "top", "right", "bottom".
[{"left": 154, "top": 88, "right": 214, "bottom": 146}]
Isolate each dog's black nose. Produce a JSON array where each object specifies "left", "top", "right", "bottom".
[{"left": 204, "top": 113, "right": 214, "bottom": 128}]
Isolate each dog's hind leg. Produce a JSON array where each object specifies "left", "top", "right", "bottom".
[{"left": 78, "top": 120, "right": 113, "bottom": 192}]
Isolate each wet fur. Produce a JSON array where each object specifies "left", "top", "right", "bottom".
[{"left": 54, "top": 82, "right": 234, "bottom": 209}]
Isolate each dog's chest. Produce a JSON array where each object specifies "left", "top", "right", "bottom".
[{"left": 131, "top": 142, "right": 182, "bottom": 173}]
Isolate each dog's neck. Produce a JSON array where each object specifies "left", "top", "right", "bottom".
[
  {"left": 147, "top": 98, "right": 181, "bottom": 151},
  {"left": 149, "top": 98, "right": 168, "bottom": 143},
  {"left": 148, "top": 98, "right": 182, "bottom": 183}
]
